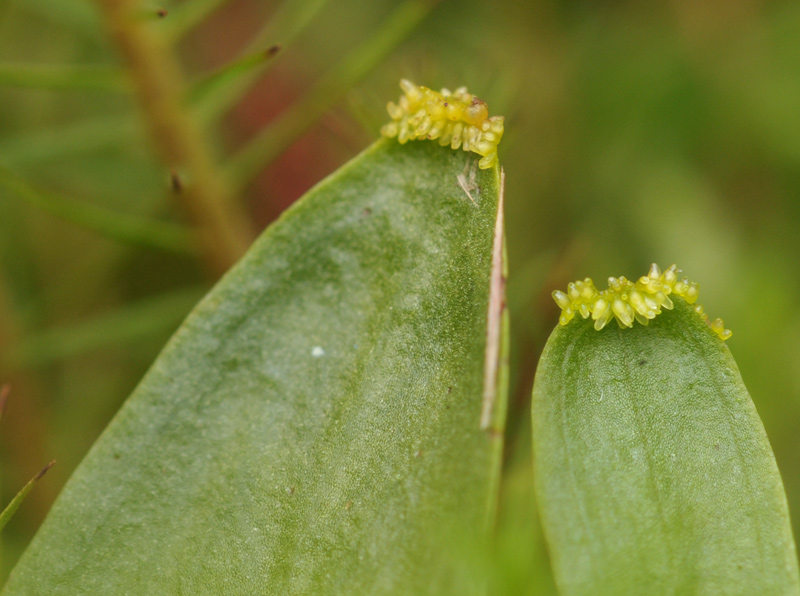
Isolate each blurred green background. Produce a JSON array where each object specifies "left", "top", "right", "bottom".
[{"left": 1, "top": 0, "right": 799, "bottom": 591}]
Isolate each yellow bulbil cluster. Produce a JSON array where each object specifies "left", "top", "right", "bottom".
[
  {"left": 380, "top": 79, "right": 504, "bottom": 169},
  {"left": 552, "top": 264, "right": 732, "bottom": 341}
]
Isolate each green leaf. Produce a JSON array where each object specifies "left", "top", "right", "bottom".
[
  {"left": 2, "top": 140, "right": 507, "bottom": 595},
  {"left": 532, "top": 297, "right": 800, "bottom": 595}
]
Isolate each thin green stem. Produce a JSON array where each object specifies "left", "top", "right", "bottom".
[
  {"left": 188, "top": 45, "right": 281, "bottom": 109},
  {"left": 190, "top": 0, "right": 331, "bottom": 125}
]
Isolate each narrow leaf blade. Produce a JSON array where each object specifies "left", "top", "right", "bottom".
[{"left": 0, "top": 462, "right": 56, "bottom": 534}]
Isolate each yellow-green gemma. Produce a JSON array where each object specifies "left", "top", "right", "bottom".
[
  {"left": 551, "top": 263, "right": 731, "bottom": 340},
  {"left": 380, "top": 79, "right": 504, "bottom": 169}
]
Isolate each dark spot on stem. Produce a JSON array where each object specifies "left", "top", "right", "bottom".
[{"left": 36, "top": 460, "right": 56, "bottom": 481}]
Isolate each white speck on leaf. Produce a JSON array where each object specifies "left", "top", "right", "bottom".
[{"left": 311, "top": 346, "right": 325, "bottom": 357}]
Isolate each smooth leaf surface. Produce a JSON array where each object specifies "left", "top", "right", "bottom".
[
  {"left": 3, "top": 140, "right": 506, "bottom": 595},
  {"left": 533, "top": 299, "right": 800, "bottom": 595}
]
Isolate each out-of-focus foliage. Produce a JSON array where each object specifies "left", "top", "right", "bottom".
[{"left": 1, "top": 0, "right": 799, "bottom": 591}]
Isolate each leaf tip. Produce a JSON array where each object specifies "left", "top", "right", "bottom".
[{"left": 36, "top": 460, "right": 57, "bottom": 481}]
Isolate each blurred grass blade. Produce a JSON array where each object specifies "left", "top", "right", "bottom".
[
  {"left": 0, "top": 462, "right": 55, "bottom": 534},
  {"left": 0, "top": 115, "right": 137, "bottom": 167},
  {"left": 533, "top": 297, "right": 800, "bottom": 595},
  {"left": 0, "top": 64, "right": 126, "bottom": 91},
  {"left": 160, "top": 0, "right": 229, "bottom": 40},
  {"left": 188, "top": 46, "right": 281, "bottom": 108},
  {"left": 19, "top": 0, "right": 100, "bottom": 40},
  {"left": 5, "top": 287, "right": 207, "bottom": 370},
  {"left": 2, "top": 140, "right": 507, "bottom": 595},
  {"left": 0, "top": 167, "right": 195, "bottom": 254},
  {"left": 224, "top": 0, "right": 435, "bottom": 192},
  {"left": 189, "top": 0, "right": 331, "bottom": 123},
  {"left": 164, "top": 0, "right": 329, "bottom": 45}
]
